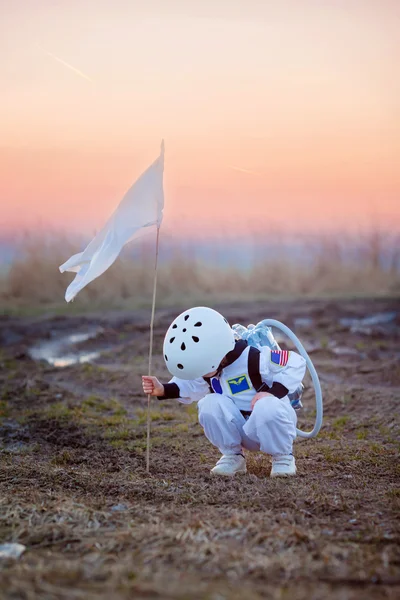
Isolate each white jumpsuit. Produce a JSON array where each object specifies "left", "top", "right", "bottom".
[{"left": 167, "top": 345, "right": 306, "bottom": 457}]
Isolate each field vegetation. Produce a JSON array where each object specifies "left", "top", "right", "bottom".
[
  {"left": 1, "top": 229, "right": 399, "bottom": 313},
  {"left": 0, "top": 295, "right": 399, "bottom": 599}
]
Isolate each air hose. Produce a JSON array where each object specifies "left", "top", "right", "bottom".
[{"left": 260, "top": 319, "right": 323, "bottom": 438}]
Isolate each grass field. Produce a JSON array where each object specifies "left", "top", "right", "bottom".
[
  {"left": 0, "top": 296, "right": 399, "bottom": 599},
  {"left": 1, "top": 230, "right": 399, "bottom": 313}
]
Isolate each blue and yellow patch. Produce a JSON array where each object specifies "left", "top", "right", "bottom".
[{"left": 227, "top": 374, "right": 251, "bottom": 395}]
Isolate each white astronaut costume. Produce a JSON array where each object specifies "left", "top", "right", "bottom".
[
  {"left": 165, "top": 343, "right": 305, "bottom": 455},
  {"left": 160, "top": 307, "right": 307, "bottom": 476}
]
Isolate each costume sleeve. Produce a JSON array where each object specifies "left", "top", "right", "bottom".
[
  {"left": 259, "top": 347, "right": 306, "bottom": 394},
  {"left": 160, "top": 376, "right": 210, "bottom": 404}
]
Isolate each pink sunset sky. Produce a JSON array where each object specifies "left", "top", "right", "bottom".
[{"left": 0, "top": 0, "right": 399, "bottom": 237}]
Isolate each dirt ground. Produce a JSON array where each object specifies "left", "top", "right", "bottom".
[{"left": 0, "top": 297, "right": 399, "bottom": 600}]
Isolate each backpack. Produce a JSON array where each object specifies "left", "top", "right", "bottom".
[{"left": 233, "top": 322, "right": 304, "bottom": 410}]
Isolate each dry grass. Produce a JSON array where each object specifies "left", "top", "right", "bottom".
[
  {"left": 0, "top": 297, "right": 399, "bottom": 599},
  {"left": 1, "top": 230, "right": 399, "bottom": 312}
]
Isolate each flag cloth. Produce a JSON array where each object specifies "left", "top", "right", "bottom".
[{"left": 59, "top": 141, "right": 165, "bottom": 302}]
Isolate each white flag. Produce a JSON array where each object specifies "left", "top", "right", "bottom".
[{"left": 60, "top": 141, "right": 164, "bottom": 302}]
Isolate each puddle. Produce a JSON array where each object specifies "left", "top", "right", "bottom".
[
  {"left": 0, "top": 419, "right": 30, "bottom": 453},
  {"left": 339, "top": 312, "right": 397, "bottom": 334},
  {"left": 0, "top": 441, "right": 30, "bottom": 453},
  {"left": 318, "top": 372, "right": 343, "bottom": 385},
  {"left": 331, "top": 346, "right": 363, "bottom": 357},
  {"left": 293, "top": 317, "right": 313, "bottom": 329},
  {"left": 29, "top": 328, "right": 102, "bottom": 368}
]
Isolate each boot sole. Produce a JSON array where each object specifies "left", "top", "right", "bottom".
[
  {"left": 210, "top": 468, "right": 247, "bottom": 477},
  {"left": 270, "top": 470, "right": 297, "bottom": 478}
]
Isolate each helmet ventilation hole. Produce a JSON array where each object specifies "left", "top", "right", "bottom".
[
  {"left": 165, "top": 354, "right": 168, "bottom": 361},
  {"left": 177, "top": 364, "right": 184, "bottom": 369},
  {"left": 170, "top": 337, "right": 175, "bottom": 343},
  {"left": 181, "top": 343, "right": 186, "bottom": 351},
  {"left": 192, "top": 336, "right": 199, "bottom": 343},
  {"left": 194, "top": 322, "right": 202, "bottom": 327},
  {"left": 184, "top": 315, "right": 189, "bottom": 321},
  {"left": 183, "top": 328, "right": 187, "bottom": 332},
  {"left": 172, "top": 324, "right": 177, "bottom": 329}
]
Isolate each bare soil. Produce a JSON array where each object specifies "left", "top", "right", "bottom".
[{"left": 0, "top": 297, "right": 399, "bottom": 599}]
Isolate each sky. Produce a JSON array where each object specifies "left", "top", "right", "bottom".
[{"left": 0, "top": 0, "right": 399, "bottom": 238}]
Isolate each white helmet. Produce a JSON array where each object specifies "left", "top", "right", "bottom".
[{"left": 163, "top": 307, "right": 235, "bottom": 380}]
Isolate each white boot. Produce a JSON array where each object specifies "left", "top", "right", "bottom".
[
  {"left": 271, "top": 454, "right": 296, "bottom": 477},
  {"left": 211, "top": 454, "right": 247, "bottom": 476}
]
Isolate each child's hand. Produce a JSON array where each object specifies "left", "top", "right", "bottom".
[
  {"left": 142, "top": 376, "right": 165, "bottom": 397},
  {"left": 251, "top": 392, "right": 274, "bottom": 410}
]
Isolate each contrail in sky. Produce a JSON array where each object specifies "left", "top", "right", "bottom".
[
  {"left": 37, "top": 44, "right": 93, "bottom": 82},
  {"left": 228, "top": 165, "right": 260, "bottom": 175}
]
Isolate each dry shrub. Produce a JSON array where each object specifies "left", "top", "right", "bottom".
[
  {"left": 251, "top": 230, "right": 400, "bottom": 297},
  {"left": 1, "top": 229, "right": 399, "bottom": 309},
  {"left": 5, "top": 233, "right": 77, "bottom": 304}
]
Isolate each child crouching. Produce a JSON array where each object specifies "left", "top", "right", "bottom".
[{"left": 142, "top": 307, "right": 306, "bottom": 477}]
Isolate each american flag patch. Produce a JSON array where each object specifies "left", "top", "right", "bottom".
[{"left": 271, "top": 350, "right": 289, "bottom": 367}]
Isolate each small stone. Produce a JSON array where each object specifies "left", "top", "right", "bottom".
[
  {"left": 110, "top": 503, "right": 128, "bottom": 512},
  {"left": 0, "top": 543, "right": 26, "bottom": 559}
]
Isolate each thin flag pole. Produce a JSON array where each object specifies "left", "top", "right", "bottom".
[{"left": 146, "top": 225, "right": 161, "bottom": 473}]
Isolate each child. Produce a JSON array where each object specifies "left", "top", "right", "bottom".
[{"left": 142, "top": 306, "right": 306, "bottom": 477}]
